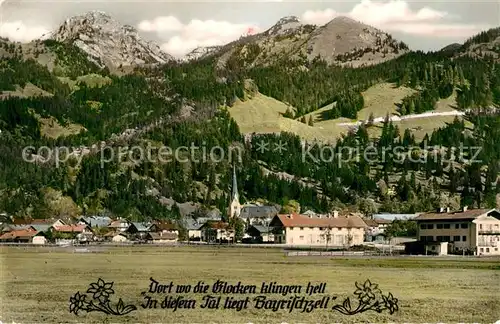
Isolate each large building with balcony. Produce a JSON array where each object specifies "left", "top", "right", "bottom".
[
  {"left": 269, "top": 212, "right": 367, "bottom": 247},
  {"left": 413, "top": 207, "right": 500, "bottom": 255}
]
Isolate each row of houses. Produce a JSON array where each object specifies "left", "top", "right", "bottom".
[
  {"left": 0, "top": 211, "right": 397, "bottom": 246},
  {"left": 201, "top": 206, "right": 500, "bottom": 256},
  {"left": 2, "top": 207, "right": 499, "bottom": 256},
  {"left": 0, "top": 216, "right": 179, "bottom": 244}
]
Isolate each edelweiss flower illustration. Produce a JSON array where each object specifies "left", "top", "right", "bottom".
[
  {"left": 69, "top": 292, "right": 87, "bottom": 315},
  {"left": 331, "top": 279, "right": 399, "bottom": 316},
  {"left": 69, "top": 278, "right": 137, "bottom": 316},
  {"left": 382, "top": 292, "right": 399, "bottom": 314},
  {"left": 353, "top": 279, "right": 381, "bottom": 303},
  {"left": 87, "top": 278, "right": 115, "bottom": 304}
]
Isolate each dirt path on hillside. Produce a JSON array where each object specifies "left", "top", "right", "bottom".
[{"left": 337, "top": 110, "right": 466, "bottom": 127}]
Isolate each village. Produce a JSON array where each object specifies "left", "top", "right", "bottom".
[{"left": 1, "top": 168, "right": 500, "bottom": 256}]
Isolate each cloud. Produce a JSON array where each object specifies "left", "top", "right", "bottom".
[
  {"left": 0, "top": 21, "right": 50, "bottom": 42},
  {"left": 137, "top": 16, "right": 183, "bottom": 32},
  {"left": 138, "top": 17, "right": 260, "bottom": 57},
  {"left": 348, "top": 0, "right": 447, "bottom": 25},
  {"left": 301, "top": 9, "right": 340, "bottom": 26},
  {"left": 301, "top": 0, "right": 485, "bottom": 38},
  {"left": 389, "top": 23, "right": 486, "bottom": 38}
]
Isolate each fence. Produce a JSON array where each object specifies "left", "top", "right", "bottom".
[
  {"left": 285, "top": 250, "right": 399, "bottom": 257},
  {"left": 0, "top": 242, "right": 493, "bottom": 258}
]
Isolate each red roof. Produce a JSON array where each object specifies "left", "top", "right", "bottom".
[
  {"left": 273, "top": 213, "right": 367, "bottom": 228},
  {"left": 203, "top": 221, "right": 230, "bottom": 230},
  {"left": 0, "top": 229, "right": 39, "bottom": 240},
  {"left": 53, "top": 225, "right": 88, "bottom": 233}
]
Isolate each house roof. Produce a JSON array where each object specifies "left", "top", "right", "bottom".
[
  {"left": 272, "top": 213, "right": 368, "bottom": 228},
  {"left": 250, "top": 225, "right": 271, "bottom": 234},
  {"left": 154, "top": 221, "right": 178, "bottom": 231},
  {"left": 373, "top": 213, "right": 420, "bottom": 221},
  {"left": 53, "top": 225, "right": 89, "bottom": 233},
  {"left": 414, "top": 208, "right": 495, "bottom": 221},
  {"left": 202, "top": 221, "right": 230, "bottom": 230},
  {"left": 130, "top": 222, "right": 151, "bottom": 232},
  {"left": 148, "top": 232, "right": 178, "bottom": 240},
  {"left": 12, "top": 218, "right": 27, "bottom": 225},
  {"left": 196, "top": 215, "right": 222, "bottom": 223},
  {"left": 364, "top": 218, "right": 392, "bottom": 227},
  {"left": 80, "top": 216, "right": 112, "bottom": 227},
  {"left": 363, "top": 219, "right": 378, "bottom": 227},
  {"left": 30, "top": 224, "right": 52, "bottom": 232},
  {"left": 183, "top": 218, "right": 204, "bottom": 230},
  {"left": 240, "top": 205, "right": 279, "bottom": 219},
  {"left": 0, "top": 229, "right": 40, "bottom": 240},
  {"left": 31, "top": 219, "right": 63, "bottom": 225},
  {"left": 4, "top": 225, "right": 32, "bottom": 231},
  {"left": 108, "top": 220, "right": 130, "bottom": 227}
]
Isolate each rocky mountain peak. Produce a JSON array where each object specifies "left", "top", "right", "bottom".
[
  {"left": 265, "top": 15, "right": 302, "bottom": 36},
  {"left": 327, "top": 15, "right": 359, "bottom": 25},
  {"left": 304, "top": 15, "right": 409, "bottom": 67},
  {"left": 277, "top": 16, "right": 301, "bottom": 24},
  {"left": 50, "top": 10, "right": 174, "bottom": 69}
]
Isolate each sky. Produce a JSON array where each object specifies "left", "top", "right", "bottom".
[{"left": 0, "top": 0, "right": 499, "bottom": 58}]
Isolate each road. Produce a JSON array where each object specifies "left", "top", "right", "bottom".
[{"left": 337, "top": 110, "right": 466, "bottom": 127}]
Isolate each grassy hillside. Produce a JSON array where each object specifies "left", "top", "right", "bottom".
[
  {"left": 37, "top": 115, "right": 86, "bottom": 139},
  {"left": 230, "top": 82, "right": 466, "bottom": 143},
  {"left": 229, "top": 92, "right": 342, "bottom": 143}
]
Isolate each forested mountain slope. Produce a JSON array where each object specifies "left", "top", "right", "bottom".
[{"left": 1, "top": 18, "right": 500, "bottom": 225}]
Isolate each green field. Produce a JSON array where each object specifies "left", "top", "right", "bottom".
[{"left": 1, "top": 246, "right": 499, "bottom": 323}]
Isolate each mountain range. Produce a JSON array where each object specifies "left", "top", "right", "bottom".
[
  {"left": 2, "top": 11, "right": 410, "bottom": 71},
  {"left": 2, "top": 11, "right": 497, "bottom": 72},
  {"left": 187, "top": 15, "right": 409, "bottom": 69},
  {"left": 0, "top": 10, "right": 499, "bottom": 224}
]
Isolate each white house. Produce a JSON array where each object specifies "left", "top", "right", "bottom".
[{"left": 112, "top": 233, "right": 128, "bottom": 242}]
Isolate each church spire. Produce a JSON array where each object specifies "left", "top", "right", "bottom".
[
  {"left": 228, "top": 164, "right": 241, "bottom": 218},
  {"left": 231, "top": 164, "right": 239, "bottom": 202}
]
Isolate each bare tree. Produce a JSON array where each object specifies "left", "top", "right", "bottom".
[
  {"left": 345, "top": 229, "right": 354, "bottom": 250},
  {"left": 321, "top": 225, "right": 333, "bottom": 250}
]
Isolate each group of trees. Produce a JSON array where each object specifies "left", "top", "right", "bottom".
[
  {"left": 42, "top": 39, "right": 108, "bottom": 78},
  {"left": 247, "top": 51, "right": 499, "bottom": 120}
]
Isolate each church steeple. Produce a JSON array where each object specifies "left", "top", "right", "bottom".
[
  {"left": 228, "top": 164, "right": 241, "bottom": 218},
  {"left": 231, "top": 164, "right": 239, "bottom": 202}
]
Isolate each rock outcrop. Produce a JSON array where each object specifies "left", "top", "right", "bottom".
[{"left": 50, "top": 10, "right": 174, "bottom": 69}]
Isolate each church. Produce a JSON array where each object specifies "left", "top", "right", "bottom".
[{"left": 227, "top": 166, "right": 280, "bottom": 226}]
